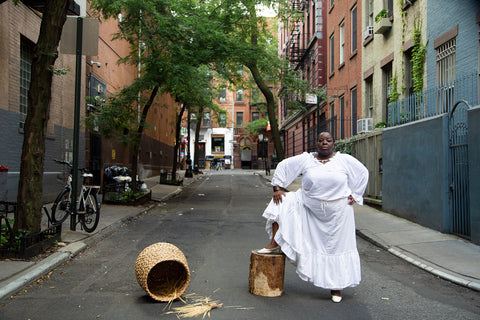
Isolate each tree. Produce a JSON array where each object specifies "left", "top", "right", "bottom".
[
  {"left": 15, "top": 0, "right": 71, "bottom": 233},
  {"left": 89, "top": 0, "right": 227, "bottom": 182},
  {"left": 208, "top": 0, "right": 325, "bottom": 161}
]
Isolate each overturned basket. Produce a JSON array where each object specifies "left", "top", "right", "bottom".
[{"left": 135, "top": 242, "right": 190, "bottom": 302}]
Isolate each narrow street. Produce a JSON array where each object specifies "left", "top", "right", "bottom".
[{"left": 1, "top": 171, "right": 479, "bottom": 320}]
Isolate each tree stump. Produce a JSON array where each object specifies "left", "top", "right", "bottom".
[{"left": 248, "top": 250, "right": 286, "bottom": 297}]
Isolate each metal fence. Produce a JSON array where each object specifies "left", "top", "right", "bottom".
[{"left": 388, "top": 71, "right": 479, "bottom": 126}]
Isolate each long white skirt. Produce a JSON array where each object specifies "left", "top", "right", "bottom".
[{"left": 262, "top": 189, "right": 361, "bottom": 290}]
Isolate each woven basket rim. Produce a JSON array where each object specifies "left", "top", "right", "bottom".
[{"left": 135, "top": 242, "right": 190, "bottom": 302}]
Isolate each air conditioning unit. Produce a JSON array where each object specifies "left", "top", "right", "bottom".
[
  {"left": 357, "top": 118, "right": 373, "bottom": 133},
  {"left": 363, "top": 26, "right": 374, "bottom": 39}
]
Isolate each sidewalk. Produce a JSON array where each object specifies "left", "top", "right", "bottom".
[
  {"left": 1, "top": 169, "right": 479, "bottom": 301},
  {"left": 254, "top": 169, "right": 480, "bottom": 292},
  {"left": 0, "top": 171, "right": 196, "bottom": 301}
]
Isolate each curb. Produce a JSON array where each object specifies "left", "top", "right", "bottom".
[
  {"left": 387, "top": 247, "right": 480, "bottom": 292},
  {"left": 357, "top": 230, "right": 480, "bottom": 292}
]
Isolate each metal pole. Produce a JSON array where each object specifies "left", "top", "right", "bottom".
[
  {"left": 71, "top": 17, "right": 83, "bottom": 231},
  {"left": 185, "top": 111, "right": 193, "bottom": 177}
]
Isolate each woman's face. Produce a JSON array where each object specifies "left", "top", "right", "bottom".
[{"left": 317, "top": 132, "right": 334, "bottom": 156}]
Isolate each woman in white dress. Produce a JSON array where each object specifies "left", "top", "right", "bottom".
[{"left": 258, "top": 132, "right": 369, "bottom": 303}]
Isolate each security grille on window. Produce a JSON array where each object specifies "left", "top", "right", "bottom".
[
  {"left": 436, "top": 38, "right": 456, "bottom": 84},
  {"left": 436, "top": 38, "right": 456, "bottom": 113},
  {"left": 19, "top": 37, "right": 34, "bottom": 129}
]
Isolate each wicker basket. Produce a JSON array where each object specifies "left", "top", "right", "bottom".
[{"left": 135, "top": 242, "right": 190, "bottom": 302}]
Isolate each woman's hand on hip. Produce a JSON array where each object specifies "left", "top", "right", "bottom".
[
  {"left": 273, "top": 190, "right": 286, "bottom": 205},
  {"left": 348, "top": 195, "right": 356, "bottom": 205}
]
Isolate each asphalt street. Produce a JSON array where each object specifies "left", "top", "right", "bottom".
[{"left": 1, "top": 171, "right": 479, "bottom": 319}]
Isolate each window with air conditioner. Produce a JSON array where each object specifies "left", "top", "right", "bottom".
[
  {"left": 364, "top": 26, "right": 373, "bottom": 39},
  {"left": 357, "top": 118, "right": 373, "bottom": 133}
]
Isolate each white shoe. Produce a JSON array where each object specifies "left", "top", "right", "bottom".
[
  {"left": 257, "top": 246, "right": 281, "bottom": 254},
  {"left": 331, "top": 295, "right": 342, "bottom": 303}
]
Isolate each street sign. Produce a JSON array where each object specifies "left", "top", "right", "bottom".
[
  {"left": 60, "top": 17, "right": 99, "bottom": 56},
  {"left": 305, "top": 93, "right": 317, "bottom": 104}
]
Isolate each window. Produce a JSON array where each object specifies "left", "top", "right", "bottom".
[
  {"left": 339, "top": 95, "right": 345, "bottom": 139},
  {"left": 339, "top": 22, "right": 345, "bottom": 65},
  {"left": 387, "top": 0, "right": 394, "bottom": 17},
  {"left": 404, "top": 48, "right": 414, "bottom": 95},
  {"left": 351, "top": 87, "right": 358, "bottom": 135},
  {"left": 365, "top": 76, "right": 373, "bottom": 118},
  {"left": 219, "top": 112, "right": 227, "bottom": 127},
  {"left": 19, "top": 37, "right": 34, "bottom": 129},
  {"left": 236, "top": 112, "right": 244, "bottom": 127},
  {"left": 202, "top": 112, "right": 211, "bottom": 127},
  {"left": 330, "top": 103, "right": 336, "bottom": 140},
  {"left": 251, "top": 88, "right": 260, "bottom": 102},
  {"left": 383, "top": 62, "right": 393, "bottom": 120},
  {"left": 236, "top": 89, "right": 244, "bottom": 102},
  {"left": 351, "top": 6, "right": 357, "bottom": 52},
  {"left": 329, "top": 34, "right": 335, "bottom": 73},
  {"left": 89, "top": 75, "right": 106, "bottom": 107},
  {"left": 330, "top": 0, "right": 334, "bottom": 9},
  {"left": 251, "top": 111, "right": 260, "bottom": 121},
  {"left": 436, "top": 38, "right": 456, "bottom": 84},
  {"left": 436, "top": 38, "right": 456, "bottom": 112},
  {"left": 219, "top": 87, "right": 226, "bottom": 101},
  {"left": 212, "top": 136, "right": 224, "bottom": 153},
  {"left": 367, "top": 0, "right": 374, "bottom": 26}
]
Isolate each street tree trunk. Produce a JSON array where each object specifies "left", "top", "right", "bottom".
[
  {"left": 172, "top": 103, "right": 187, "bottom": 180},
  {"left": 131, "top": 86, "right": 159, "bottom": 192},
  {"left": 248, "top": 63, "right": 284, "bottom": 161},
  {"left": 193, "top": 106, "right": 204, "bottom": 173},
  {"left": 15, "top": 0, "right": 70, "bottom": 234}
]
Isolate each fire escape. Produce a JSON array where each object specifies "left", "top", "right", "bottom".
[{"left": 286, "top": 0, "right": 306, "bottom": 67}]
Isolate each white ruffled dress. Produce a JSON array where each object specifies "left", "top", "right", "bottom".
[{"left": 263, "top": 152, "right": 369, "bottom": 290}]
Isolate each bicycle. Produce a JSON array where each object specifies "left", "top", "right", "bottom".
[{"left": 51, "top": 159, "right": 101, "bottom": 233}]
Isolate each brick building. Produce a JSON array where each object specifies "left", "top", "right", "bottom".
[{"left": 0, "top": 1, "right": 178, "bottom": 201}]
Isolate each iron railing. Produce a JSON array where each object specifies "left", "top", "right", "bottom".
[{"left": 388, "top": 71, "right": 478, "bottom": 126}]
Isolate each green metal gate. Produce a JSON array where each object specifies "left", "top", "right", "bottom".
[{"left": 448, "top": 100, "right": 471, "bottom": 238}]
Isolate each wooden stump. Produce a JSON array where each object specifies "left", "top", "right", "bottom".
[{"left": 248, "top": 250, "right": 286, "bottom": 297}]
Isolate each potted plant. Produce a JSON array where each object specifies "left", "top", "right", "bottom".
[{"left": 374, "top": 9, "right": 392, "bottom": 34}]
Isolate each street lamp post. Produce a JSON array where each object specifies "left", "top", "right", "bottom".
[{"left": 185, "top": 112, "right": 193, "bottom": 178}]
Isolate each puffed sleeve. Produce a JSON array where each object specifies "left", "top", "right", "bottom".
[
  {"left": 339, "top": 153, "right": 369, "bottom": 205},
  {"left": 271, "top": 152, "right": 310, "bottom": 189}
]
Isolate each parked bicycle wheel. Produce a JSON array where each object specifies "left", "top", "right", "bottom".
[
  {"left": 51, "top": 188, "right": 71, "bottom": 224},
  {"left": 81, "top": 193, "right": 100, "bottom": 233}
]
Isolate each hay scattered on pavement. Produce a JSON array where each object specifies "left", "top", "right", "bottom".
[
  {"left": 164, "top": 292, "right": 254, "bottom": 318},
  {"left": 165, "top": 295, "right": 222, "bottom": 319}
]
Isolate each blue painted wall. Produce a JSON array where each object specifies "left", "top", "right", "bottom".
[
  {"left": 382, "top": 115, "right": 449, "bottom": 232},
  {"left": 426, "top": 0, "right": 480, "bottom": 89},
  {"left": 468, "top": 106, "right": 480, "bottom": 244},
  {"left": 0, "top": 108, "right": 85, "bottom": 202}
]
